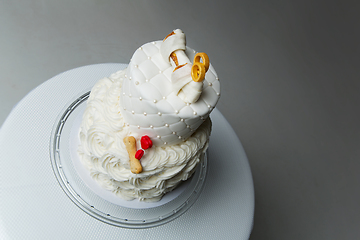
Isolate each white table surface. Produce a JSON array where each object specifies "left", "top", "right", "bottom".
[{"left": 1, "top": 1, "right": 359, "bottom": 239}]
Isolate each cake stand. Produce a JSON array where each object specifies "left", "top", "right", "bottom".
[{"left": 0, "top": 64, "right": 254, "bottom": 239}]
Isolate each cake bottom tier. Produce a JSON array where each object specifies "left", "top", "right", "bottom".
[{"left": 78, "top": 70, "right": 212, "bottom": 202}]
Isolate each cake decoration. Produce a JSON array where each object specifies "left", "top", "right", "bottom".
[
  {"left": 134, "top": 135, "right": 153, "bottom": 161},
  {"left": 123, "top": 136, "right": 143, "bottom": 174},
  {"left": 140, "top": 135, "right": 153, "bottom": 149},
  {"left": 191, "top": 52, "right": 210, "bottom": 82},
  {"left": 162, "top": 29, "right": 209, "bottom": 103},
  {"left": 135, "top": 149, "right": 144, "bottom": 160}
]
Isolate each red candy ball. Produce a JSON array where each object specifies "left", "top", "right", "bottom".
[
  {"left": 141, "top": 135, "right": 153, "bottom": 150},
  {"left": 135, "top": 149, "right": 144, "bottom": 160}
]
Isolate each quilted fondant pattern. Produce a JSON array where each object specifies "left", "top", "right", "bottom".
[{"left": 120, "top": 41, "right": 220, "bottom": 146}]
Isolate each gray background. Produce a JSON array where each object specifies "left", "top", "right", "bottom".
[{"left": 1, "top": 1, "right": 359, "bottom": 239}]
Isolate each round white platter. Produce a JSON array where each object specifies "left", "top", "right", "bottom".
[{"left": 0, "top": 64, "right": 254, "bottom": 240}]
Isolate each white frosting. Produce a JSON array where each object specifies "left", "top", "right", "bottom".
[
  {"left": 78, "top": 70, "right": 211, "bottom": 202},
  {"left": 120, "top": 29, "right": 220, "bottom": 146}
]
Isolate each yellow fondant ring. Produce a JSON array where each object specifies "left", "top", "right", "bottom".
[
  {"left": 191, "top": 52, "right": 210, "bottom": 82},
  {"left": 191, "top": 62, "right": 206, "bottom": 82},
  {"left": 193, "top": 52, "right": 209, "bottom": 72}
]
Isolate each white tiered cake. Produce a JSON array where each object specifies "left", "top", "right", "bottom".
[{"left": 78, "top": 29, "right": 220, "bottom": 202}]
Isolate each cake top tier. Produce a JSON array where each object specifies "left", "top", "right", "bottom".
[{"left": 119, "top": 29, "right": 220, "bottom": 146}]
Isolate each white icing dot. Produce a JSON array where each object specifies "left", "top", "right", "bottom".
[
  {"left": 131, "top": 111, "right": 135, "bottom": 114},
  {"left": 216, "top": 77, "right": 219, "bottom": 80},
  {"left": 217, "top": 93, "right": 220, "bottom": 96},
  {"left": 135, "top": 81, "right": 139, "bottom": 85},
  {"left": 123, "top": 92, "right": 125, "bottom": 95},
  {"left": 159, "top": 70, "right": 162, "bottom": 74},
  {"left": 193, "top": 50, "right": 196, "bottom": 53},
  {"left": 178, "top": 136, "right": 182, "bottom": 139},
  {"left": 163, "top": 96, "right": 166, "bottom": 100},
  {"left": 201, "top": 116, "right": 204, "bottom": 120},
  {"left": 172, "top": 132, "right": 176, "bottom": 135},
  {"left": 123, "top": 107, "right": 126, "bottom": 110},
  {"left": 193, "top": 111, "right": 197, "bottom": 115},
  {"left": 180, "top": 119, "right": 184, "bottom": 122},
  {"left": 164, "top": 142, "right": 167, "bottom": 145},
  {"left": 157, "top": 135, "right": 161, "bottom": 139},
  {"left": 207, "top": 104, "right": 211, "bottom": 108},
  {"left": 129, "top": 77, "right": 132, "bottom": 80},
  {"left": 153, "top": 99, "right": 157, "bottom": 103},
  {"left": 135, "top": 65, "right": 138, "bottom": 68},
  {"left": 152, "top": 42, "right": 156, "bottom": 44},
  {"left": 158, "top": 112, "right": 162, "bottom": 116},
  {"left": 145, "top": 79, "right": 149, "bottom": 82},
  {"left": 125, "top": 74, "right": 127, "bottom": 78},
  {"left": 129, "top": 94, "right": 132, "bottom": 97},
  {"left": 208, "top": 82, "right": 212, "bottom": 86},
  {"left": 144, "top": 112, "right": 147, "bottom": 116},
  {"left": 139, "top": 97, "right": 142, "bottom": 101},
  {"left": 165, "top": 124, "right": 169, "bottom": 127},
  {"left": 137, "top": 125, "right": 140, "bottom": 129},
  {"left": 186, "top": 102, "right": 191, "bottom": 106},
  {"left": 148, "top": 56, "right": 151, "bottom": 60},
  {"left": 187, "top": 125, "right": 190, "bottom": 128},
  {"left": 139, "top": 47, "right": 142, "bottom": 50},
  {"left": 150, "top": 125, "right": 153, "bottom": 128},
  {"left": 126, "top": 123, "right": 130, "bottom": 126},
  {"left": 175, "top": 110, "right": 179, "bottom": 114}
]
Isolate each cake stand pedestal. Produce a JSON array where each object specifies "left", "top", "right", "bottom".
[{"left": 0, "top": 64, "right": 254, "bottom": 240}]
